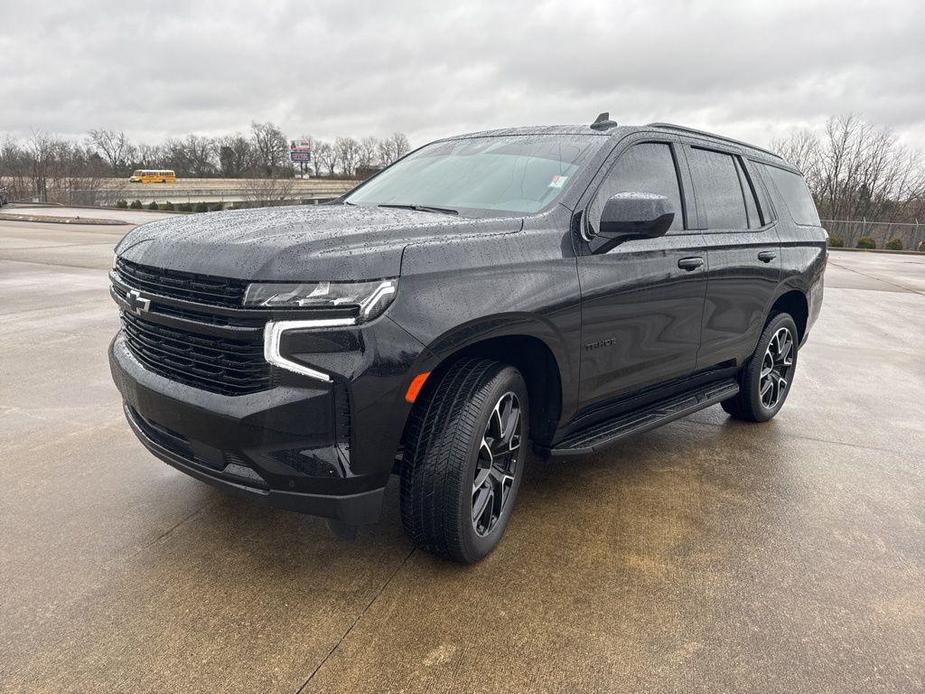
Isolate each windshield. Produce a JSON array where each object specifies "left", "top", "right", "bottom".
[{"left": 345, "top": 135, "right": 600, "bottom": 215}]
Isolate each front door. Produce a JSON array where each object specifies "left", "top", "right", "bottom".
[{"left": 577, "top": 140, "right": 708, "bottom": 408}]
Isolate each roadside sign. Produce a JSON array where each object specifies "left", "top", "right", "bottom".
[{"left": 290, "top": 139, "right": 311, "bottom": 163}]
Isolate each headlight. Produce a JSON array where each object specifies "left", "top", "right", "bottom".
[{"left": 244, "top": 279, "right": 398, "bottom": 321}]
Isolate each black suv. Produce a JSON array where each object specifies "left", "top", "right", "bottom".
[{"left": 110, "top": 115, "right": 826, "bottom": 563}]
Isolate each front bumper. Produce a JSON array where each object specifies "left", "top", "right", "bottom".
[
  {"left": 109, "top": 314, "right": 425, "bottom": 523},
  {"left": 122, "top": 403, "right": 385, "bottom": 523}
]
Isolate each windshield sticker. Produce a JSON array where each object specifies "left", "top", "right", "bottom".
[{"left": 549, "top": 175, "right": 568, "bottom": 188}]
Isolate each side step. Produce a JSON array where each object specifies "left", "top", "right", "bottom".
[{"left": 544, "top": 379, "right": 739, "bottom": 457}]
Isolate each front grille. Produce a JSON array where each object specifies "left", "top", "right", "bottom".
[
  {"left": 121, "top": 312, "right": 270, "bottom": 395},
  {"left": 117, "top": 258, "right": 248, "bottom": 308},
  {"left": 153, "top": 302, "right": 266, "bottom": 328}
]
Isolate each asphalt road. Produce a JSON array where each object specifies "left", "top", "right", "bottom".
[{"left": 1, "top": 216, "right": 923, "bottom": 693}]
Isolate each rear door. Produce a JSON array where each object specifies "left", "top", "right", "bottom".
[
  {"left": 576, "top": 136, "right": 708, "bottom": 408},
  {"left": 682, "top": 142, "right": 782, "bottom": 369}
]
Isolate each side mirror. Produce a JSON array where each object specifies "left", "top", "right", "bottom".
[{"left": 597, "top": 192, "right": 674, "bottom": 243}]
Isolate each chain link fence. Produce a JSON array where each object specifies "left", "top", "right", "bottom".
[{"left": 823, "top": 219, "right": 925, "bottom": 251}]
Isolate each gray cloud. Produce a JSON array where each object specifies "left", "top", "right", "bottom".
[{"left": 1, "top": 0, "right": 923, "bottom": 150}]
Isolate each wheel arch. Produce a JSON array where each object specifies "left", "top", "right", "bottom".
[
  {"left": 767, "top": 289, "right": 809, "bottom": 343},
  {"left": 404, "top": 316, "right": 570, "bottom": 447}
]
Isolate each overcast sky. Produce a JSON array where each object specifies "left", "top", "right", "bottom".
[{"left": 2, "top": 0, "right": 924, "bottom": 151}]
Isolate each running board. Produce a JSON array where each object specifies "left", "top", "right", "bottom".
[{"left": 543, "top": 379, "right": 739, "bottom": 457}]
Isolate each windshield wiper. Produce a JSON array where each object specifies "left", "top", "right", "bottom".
[{"left": 377, "top": 203, "right": 459, "bottom": 216}]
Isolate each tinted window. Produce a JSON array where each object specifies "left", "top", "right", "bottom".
[
  {"left": 734, "top": 158, "right": 762, "bottom": 228},
  {"left": 346, "top": 135, "right": 601, "bottom": 215},
  {"left": 589, "top": 143, "right": 683, "bottom": 233},
  {"left": 688, "top": 148, "right": 748, "bottom": 230},
  {"left": 760, "top": 164, "right": 820, "bottom": 226}
]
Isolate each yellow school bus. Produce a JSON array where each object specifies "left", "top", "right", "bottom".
[{"left": 129, "top": 169, "right": 176, "bottom": 183}]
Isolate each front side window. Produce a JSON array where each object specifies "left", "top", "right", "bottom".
[
  {"left": 346, "top": 135, "right": 601, "bottom": 215},
  {"left": 687, "top": 147, "right": 749, "bottom": 230},
  {"left": 588, "top": 142, "right": 684, "bottom": 234}
]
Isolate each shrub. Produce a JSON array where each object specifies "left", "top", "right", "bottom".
[
  {"left": 856, "top": 237, "right": 876, "bottom": 249},
  {"left": 828, "top": 236, "right": 844, "bottom": 248},
  {"left": 194, "top": 202, "right": 209, "bottom": 213},
  {"left": 919, "top": 240, "right": 925, "bottom": 253},
  {"left": 177, "top": 202, "right": 193, "bottom": 212},
  {"left": 147, "top": 200, "right": 159, "bottom": 210},
  {"left": 115, "top": 199, "right": 128, "bottom": 208},
  {"left": 129, "top": 199, "right": 143, "bottom": 209},
  {"left": 209, "top": 202, "right": 224, "bottom": 212},
  {"left": 161, "top": 201, "right": 175, "bottom": 211},
  {"left": 885, "top": 239, "right": 903, "bottom": 251}
]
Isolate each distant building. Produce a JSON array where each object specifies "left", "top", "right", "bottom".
[{"left": 354, "top": 165, "right": 383, "bottom": 181}]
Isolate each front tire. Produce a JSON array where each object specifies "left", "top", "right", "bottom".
[
  {"left": 400, "top": 358, "right": 528, "bottom": 564},
  {"left": 722, "top": 312, "right": 799, "bottom": 422}
]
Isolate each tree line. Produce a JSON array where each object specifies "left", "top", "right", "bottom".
[
  {"left": 0, "top": 121, "right": 411, "bottom": 203},
  {"left": 772, "top": 115, "right": 925, "bottom": 224},
  {"left": 4, "top": 114, "right": 923, "bottom": 221}
]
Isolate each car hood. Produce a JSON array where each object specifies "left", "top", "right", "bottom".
[{"left": 115, "top": 204, "right": 523, "bottom": 280}]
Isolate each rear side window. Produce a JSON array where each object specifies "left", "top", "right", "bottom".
[
  {"left": 734, "top": 158, "right": 762, "bottom": 228},
  {"left": 589, "top": 142, "right": 684, "bottom": 233},
  {"left": 687, "top": 147, "right": 748, "bottom": 230},
  {"left": 759, "top": 164, "right": 820, "bottom": 226}
]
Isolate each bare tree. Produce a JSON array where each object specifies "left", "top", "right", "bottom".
[
  {"left": 0, "top": 136, "right": 29, "bottom": 201},
  {"left": 183, "top": 134, "right": 217, "bottom": 178},
  {"left": 377, "top": 132, "right": 411, "bottom": 165},
  {"left": 216, "top": 134, "right": 254, "bottom": 178},
  {"left": 25, "top": 131, "right": 56, "bottom": 202},
  {"left": 358, "top": 136, "right": 380, "bottom": 169},
  {"left": 0, "top": 132, "right": 109, "bottom": 204},
  {"left": 390, "top": 132, "right": 410, "bottom": 159},
  {"left": 377, "top": 139, "right": 395, "bottom": 166},
  {"left": 88, "top": 129, "right": 136, "bottom": 175},
  {"left": 250, "top": 121, "right": 290, "bottom": 176},
  {"left": 334, "top": 136, "right": 361, "bottom": 176},
  {"left": 135, "top": 143, "right": 164, "bottom": 169},
  {"left": 771, "top": 128, "right": 819, "bottom": 183},
  {"left": 773, "top": 115, "right": 925, "bottom": 222},
  {"left": 314, "top": 141, "right": 338, "bottom": 177}
]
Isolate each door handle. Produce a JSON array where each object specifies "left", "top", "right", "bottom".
[
  {"left": 757, "top": 250, "right": 777, "bottom": 263},
  {"left": 677, "top": 257, "right": 704, "bottom": 271}
]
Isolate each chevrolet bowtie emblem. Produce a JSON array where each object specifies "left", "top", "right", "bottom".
[{"left": 125, "top": 289, "right": 151, "bottom": 314}]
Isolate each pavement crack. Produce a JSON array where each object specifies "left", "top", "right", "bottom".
[
  {"left": 0, "top": 257, "right": 112, "bottom": 271},
  {"left": 125, "top": 500, "right": 219, "bottom": 561},
  {"left": 295, "top": 546, "right": 416, "bottom": 694},
  {"left": 828, "top": 257, "right": 924, "bottom": 296},
  {"left": 686, "top": 415, "right": 913, "bottom": 457}
]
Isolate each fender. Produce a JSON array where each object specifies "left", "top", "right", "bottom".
[{"left": 400, "top": 311, "right": 578, "bottom": 424}]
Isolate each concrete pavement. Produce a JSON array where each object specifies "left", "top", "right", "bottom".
[{"left": 1, "top": 217, "right": 922, "bottom": 693}]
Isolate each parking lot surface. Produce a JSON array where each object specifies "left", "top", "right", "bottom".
[{"left": 1, "top": 216, "right": 923, "bottom": 693}]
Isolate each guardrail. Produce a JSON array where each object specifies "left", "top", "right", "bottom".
[
  {"left": 102, "top": 178, "right": 357, "bottom": 205},
  {"left": 1, "top": 177, "right": 358, "bottom": 206}
]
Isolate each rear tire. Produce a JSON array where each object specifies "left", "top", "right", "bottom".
[
  {"left": 400, "top": 358, "right": 529, "bottom": 564},
  {"left": 722, "top": 312, "right": 799, "bottom": 422}
]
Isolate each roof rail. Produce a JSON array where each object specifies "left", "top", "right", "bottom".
[{"left": 646, "top": 122, "right": 782, "bottom": 160}]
